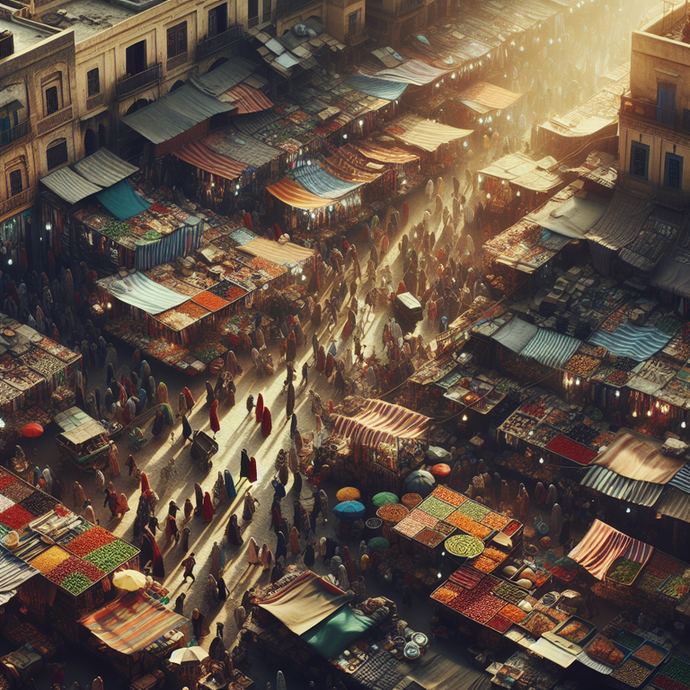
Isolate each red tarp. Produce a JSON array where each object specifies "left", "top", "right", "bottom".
[
  {"left": 266, "top": 178, "right": 331, "bottom": 211},
  {"left": 222, "top": 83, "right": 273, "bottom": 114},
  {"left": 173, "top": 140, "right": 247, "bottom": 181}
]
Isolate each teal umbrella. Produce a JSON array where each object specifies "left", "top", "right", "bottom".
[
  {"left": 372, "top": 492, "right": 398, "bottom": 507},
  {"left": 333, "top": 501, "right": 366, "bottom": 523},
  {"left": 368, "top": 537, "right": 390, "bottom": 552}
]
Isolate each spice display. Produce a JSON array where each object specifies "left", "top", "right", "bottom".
[
  {"left": 653, "top": 656, "right": 690, "bottom": 690},
  {"left": 520, "top": 611, "right": 558, "bottom": 636},
  {"left": 502, "top": 520, "right": 521, "bottom": 537},
  {"left": 635, "top": 572, "right": 665, "bottom": 594},
  {"left": 487, "top": 615, "right": 513, "bottom": 633},
  {"left": 519, "top": 400, "right": 548, "bottom": 419},
  {"left": 431, "top": 582, "right": 464, "bottom": 604},
  {"left": 500, "top": 604, "right": 528, "bottom": 623},
  {"left": 611, "top": 659, "right": 651, "bottom": 687},
  {"left": 1, "top": 481, "right": 36, "bottom": 503},
  {"left": 556, "top": 619, "right": 592, "bottom": 644},
  {"left": 394, "top": 516, "right": 425, "bottom": 538},
  {"left": 586, "top": 634, "right": 625, "bottom": 667},
  {"left": 482, "top": 512, "right": 509, "bottom": 530},
  {"left": 66, "top": 526, "right": 118, "bottom": 557},
  {"left": 449, "top": 566, "right": 484, "bottom": 589},
  {"left": 61, "top": 572, "right": 94, "bottom": 595},
  {"left": 0, "top": 473, "right": 17, "bottom": 492},
  {"left": 606, "top": 370, "right": 631, "bottom": 387},
  {"left": 457, "top": 500, "right": 491, "bottom": 521},
  {"left": 453, "top": 591, "right": 506, "bottom": 624},
  {"left": 409, "top": 509, "right": 441, "bottom": 528},
  {"left": 45, "top": 555, "right": 105, "bottom": 586},
  {"left": 191, "top": 291, "right": 230, "bottom": 312},
  {"left": 545, "top": 435, "right": 598, "bottom": 464},
  {"left": 19, "top": 492, "right": 59, "bottom": 517},
  {"left": 470, "top": 547, "right": 508, "bottom": 573},
  {"left": 445, "top": 511, "right": 492, "bottom": 539},
  {"left": 659, "top": 574, "right": 690, "bottom": 599},
  {"left": 566, "top": 354, "right": 601, "bottom": 377},
  {"left": 30, "top": 546, "right": 71, "bottom": 573},
  {"left": 617, "top": 631, "right": 644, "bottom": 651},
  {"left": 445, "top": 534, "right": 484, "bottom": 559},
  {"left": 414, "top": 528, "right": 445, "bottom": 548},
  {"left": 431, "top": 486, "right": 468, "bottom": 506},
  {"left": 0, "top": 504, "right": 35, "bottom": 530},
  {"left": 493, "top": 581, "right": 526, "bottom": 605},
  {"left": 646, "top": 552, "right": 684, "bottom": 578},
  {"left": 632, "top": 642, "right": 666, "bottom": 666},
  {"left": 607, "top": 558, "right": 643, "bottom": 585},
  {"left": 376, "top": 503, "right": 409, "bottom": 523},
  {"left": 83, "top": 540, "right": 138, "bottom": 571},
  {"left": 433, "top": 521, "right": 456, "bottom": 536},
  {"left": 417, "top": 496, "right": 455, "bottom": 520}
]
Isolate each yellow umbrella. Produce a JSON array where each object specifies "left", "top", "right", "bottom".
[
  {"left": 336, "top": 487, "right": 361, "bottom": 501},
  {"left": 112, "top": 569, "right": 147, "bottom": 591}
]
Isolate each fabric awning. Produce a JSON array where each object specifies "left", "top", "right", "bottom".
[
  {"left": 293, "top": 165, "right": 362, "bottom": 199},
  {"left": 480, "top": 153, "right": 562, "bottom": 192},
  {"left": 241, "top": 237, "right": 314, "bottom": 265},
  {"left": 188, "top": 57, "right": 259, "bottom": 98},
  {"left": 97, "top": 180, "right": 151, "bottom": 221},
  {"left": 374, "top": 59, "right": 447, "bottom": 85},
  {"left": 221, "top": 83, "right": 273, "bottom": 113},
  {"left": 352, "top": 140, "right": 419, "bottom": 164},
  {"left": 203, "top": 128, "right": 282, "bottom": 169},
  {"left": 321, "top": 152, "right": 383, "bottom": 184},
  {"left": 526, "top": 194, "right": 609, "bottom": 239},
  {"left": 585, "top": 189, "right": 653, "bottom": 251},
  {"left": 73, "top": 148, "right": 138, "bottom": 188},
  {"left": 385, "top": 115, "right": 472, "bottom": 153},
  {"left": 334, "top": 399, "right": 431, "bottom": 446},
  {"left": 655, "top": 487, "right": 690, "bottom": 523},
  {"left": 99, "top": 272, "right": 189, "bottom": 315},
  {"left": 651, "top": 255, "right": 690, "bottom": 300},
  {"left": 590, "top": 432, "right": 685, "bottom": 484},
  {"left": 669, "top": 464, "right": 690, "bottom": 493},
  {"left": 519, "top": 328, "right": 581, "bottom": 369},
  {"left": 266, "top": 178, "right": 332, "bottom": 210},
  {"left": 121, "top": 84, "right": 234, "bottom": 144},
  {"left": 588, "top": 323, "right": 672, "bottom": 362},
  {"left": 41, "top": 167, "right": 103, "bottom": 205},
  {"left": 568, "top": 519, "right": 652, "bottom": 580},
  {"left": 173, "top": 140, "right": 247, "bottom": 181},
  {"left": 0, "top": 549, "right": 38, "bottom": 606},
  {"left": 60, "top": 419, "right": 108, "bottom": 445},
  {"left": 301, "top": 606, "right": 378, "bottom": 659},
  {"left": 258, "top": 571, "right": 349, "bottom": 636},
  {"left": 80, "top": 592, "right": 188, "bottom": 655},
  {"left": 492, "top": 317, "right": 538, "bottom": 353},
  {"left": 346, "top": 75, "right": 408, "bottom": 101},
  {"left": 457, "top": 82, "right": 522, "bottom": 110},
  {"left": 581, "top": 466, "right": 664, "bottom": 507}
]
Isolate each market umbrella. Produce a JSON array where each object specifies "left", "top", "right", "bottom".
[
  {"left": 169, "top": 647, "right": 209, "bottom": 665},
  {"left": 336, "top": 487, "right": 361, "bottom": 502},
  {"left": 403, "top": 470, "right": 436, "bottom": 497},
  {"left": 332, "top": 501, "right": 365, "bottom": 523},
  {"left": 112, "top": 569, "right": 147, "bottom": 591},
  {"left": 367, "top": 537, "right": 390, "bottom": 552},
  {"left": 430, "top": 463, "right": 451, "bottom": 478},
  {"left": 372, "top": 492, "right": 398, "bottom": 507},
  {"left": 22, "top": 423, "right": 43, "bottom": 438}
]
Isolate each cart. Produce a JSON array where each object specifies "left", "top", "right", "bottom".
[
  {"left": 191, "top": 430, "right": 218, "bottom": 473},
  {"left": 393, "top": 291, "right": 423, "bottom": 329},
  {"left": 55, "top": 418, "right": 114, "bottom": 471}
]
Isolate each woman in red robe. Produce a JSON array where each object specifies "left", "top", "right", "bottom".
[
  {"left": 202, "top": 492, "right": 214, "bottom": 522},
  {"left": 255, "top": 393, "right": 264, "bottom": 424},
  {"left": 261, "top": 407, "right": 272, "bottom": 438},
  {"left": 248, "top": 456, "right": 257, "bottom": 483},
  {"left": 316, "top": 346, "right": 326, "bottom": 372}
]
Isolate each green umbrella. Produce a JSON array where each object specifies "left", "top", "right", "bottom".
[
  {"left": 372, "top": 492, "right": 398, "bottom": 507},
  {"left": 368, "top": 537, "right": 390, "bottom": 552}
]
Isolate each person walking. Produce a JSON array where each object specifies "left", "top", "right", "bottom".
[
  {"left": 182, "top": 552, "right": 196, "bottom": 582},
  {"left": 301, "top": 361, "right": 309, "bottom": 387}
]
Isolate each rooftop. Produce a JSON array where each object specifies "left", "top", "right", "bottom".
[
  {"left": 35, "top": 0, "right": 137, "bottom": 42},
  {"left": 0, "top": 15, "right": 54, "bottom": 52}
]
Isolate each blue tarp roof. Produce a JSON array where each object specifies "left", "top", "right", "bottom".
[
  {"left": 588, "top": 323, "right": 672, "bottom": 362},
  {"left": 346, "top": 75, "right": 408, "bottom": 101},
  {"left": 669, "top": 464, "right": 690, "bottom": 493},
  {"left": 97, "top": 180, "right": 150, "bottom": 221},
  {"left": 581, "top": 466, "right": 663, "bottom": 507},
  {"left": 301, "top": 606, "right": 377, "bottom": 659},
  {"left": 293, "top": 165, "right": 362, "bottom": 199},
  {"left": 520, "top": 328, "right": 581, "bottom": 369}
]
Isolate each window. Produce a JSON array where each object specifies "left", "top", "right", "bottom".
[
  {"left": 262, "top": 0, "right": 271, "bottom": 22},
  {"left": 656, "top": 82, "right": 676, "bottom": 127},
  {"left": 248, "top": 0, "right": 258, "bottom": 27},
  {"left": 208, "top": 4, "right": 228, "bottom": 36},
  {"left": 630, "top": 141, "right": 649, "bottom": 180},
  {"left": 8, "top": 169, "right": 22, "bottom": 197},
  {"left": 46, "top": 138, "right": 68, "bottom": 170},
  {"left": 348, "top": 9, "right": 360, "bottom": 35},
  {"left": 45, "top": 86, "right": 59, "bottom": 115},
  {"left": 684, "top": 109, "right": 690, "bottom": 132},
  {"left": 125, "top": 41, "right": 147, "bottom": 76},
  {"left": 167, "top": 23, "right": 187, "bottom": 60},
  {"left": 665, "top": 153, "right": 683, "bottom": 190},
  {"left": 87, "top": 68, "right": 100, "bottom": 97}
]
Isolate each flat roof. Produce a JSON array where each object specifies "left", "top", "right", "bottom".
[
  {"left": 0, "top": 17, "right": 54, "bottom": 52},
  {"left": 37, "top": 0, "right": 136, "bottom": 41}
]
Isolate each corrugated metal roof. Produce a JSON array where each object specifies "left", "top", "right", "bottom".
[
  {"left": 41, "top": 167, "right": 103, "bottom": 205},
  {"left": 73, "top": 148, "right": 138, "bottom": 188},
  {"left": 190, "top": 57, "right": 259, "bottom": 98},
  {"left": 581, "top": 466, "right": 663, "bottom": 507},
  {"left": 656, "top": 487, "right": 690, "bottom": 522},
  {"left": 121, "top": 84, "right": 233, "bottom": 144}
]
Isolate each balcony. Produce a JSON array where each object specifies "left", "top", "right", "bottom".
[
  {"left": 0, "top": 119, "right": 30, "bottom": 149},
  {"left": 197, "top": 25, "right": 245, "bottom": 59},
  {"left": 116, "top": 63, "right": 162, "bottom": 99},
  {"left": 620, "top": 94, "right": 676, "bottom": 130},
  {"left": 0, "top": 188, "right": 33, "bottom": 220}
]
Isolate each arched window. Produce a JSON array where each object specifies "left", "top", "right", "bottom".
[
  {"left": 5, "top": 156, "right": 27, "bottom": 198},
  {"left": 46, "top": 138, "right": 68, "bottom": 170}
]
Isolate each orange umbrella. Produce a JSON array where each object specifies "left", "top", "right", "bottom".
[
  {"left": 430, "top": 463, "right": 451, "bottom": 477},
  {"left": 22, "top": 423, "right": 43, "bottom": 438},
  {"left": 336, "top": 487, "right": 361, "bottom": 501}
]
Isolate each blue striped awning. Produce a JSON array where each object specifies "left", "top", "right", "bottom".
[
  {"left": 520, "top": 328, "right": 581, "bottom": 369},
  {"left": 293, "top": 165, "right": 362, "bottom": 199},
  {"left": 669, "top": 464, "right": 690, "bottom": 493},
  {"left": 0, "top": 549, "right": 38, "bottom": 606},
  {"left": 346, "top": 75, "right": 408, "bottom": 101},
  {"left": 581, "top": 466, "right": 663, "bottom": 507},
  {"left": 588, "top": 323, "right": 672, "bottom": 362}
]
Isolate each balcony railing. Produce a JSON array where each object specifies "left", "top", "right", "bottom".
[
  {"left": 116, "top": 63, "right": 162, "bottom": 98},
  {"left": 0, "top": 119, "right": 30, "bottom": 148},
  {"left": 620, "top": 94, "right": 676, "bottom": 130},
  {"left": 0, "top": 188, "right": 33, "bottom": 220},
  {"left": 197, "top": 25, "right": 245, "bottom": 59},
  {"left": 396, "top": 0, "right": 424, "bottom": 14}
]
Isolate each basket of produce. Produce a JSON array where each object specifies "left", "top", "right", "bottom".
[
  {"left": 611, "top": 658, "right": 653, "bottom": 688},
  {"left": 631, "top": 641, "right": 668, "bottom": 668},
  {"left": 376, "top": 503, "right": 409, "bottom": 525},
  {"left": 444, "top": 534, "right": 484, "bottom": 559},
  {"left": 607, "top": 557, "right": 645, "bottom": 586}
]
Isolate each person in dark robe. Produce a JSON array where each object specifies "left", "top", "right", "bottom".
[
  {"left": 194, "top": 483, "right": 204, "bottom": 515},
  {"left": 246, "top": 394, "right": 254, "bottom": 415},
  {"left": 224, "top": 469, "right": 236, "bottom": 500},
  {"left": 290, "top": 414, "right": 298, "bottom": 438},
  {"left": 304, "top": 542, "right": 315, "bottom": 567},
  {"left": 286, "top": 382, "right": 295, "bottom": 419},
  {"left": 217, "top": 575, "right": 228, "bottom": 601},
  {"left": 275, "top": 532, "right": 288, "bottom": 562},
  {"left": 293, "top": 471, "right": 302, "bottom": 496},
  {"left": 226, "top": 514, "right": 243, "bottom": 546},
  {"left": 182, "top": 415, "right": 192, "bottom": 444},
  {"left": 255, "top": 393, "right": 264, "bottom": 424},
  {"left": 191, "top": 609, "right": 206, "bottom": 639},
  {"left": 261, "top": 407, "right": 272, "bottom": 437},
  {"left": 202, "top": 492, "right": 214, "bottom": 522},
  {"left": 181, "top": 527, "right": 191, "bottom": 552},
  {"left": 316, "top": 345, "right": 326, "bottom": 372},
  {"left": 240, "top": 449, "right": 250, "bottom": 478}
]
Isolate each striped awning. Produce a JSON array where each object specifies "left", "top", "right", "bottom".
[
  {"left": 457, "top": 82, "right": 522, "bottom": 110},
  {"left": 320, "top": 153, "right": 383, "bottom": 184},
  {"left": 173, "top": 140, "right": 247, "bottom": 181},
  {"left": 588, "top": 323, "right": 672, "bottom": 362},
  {"left": 221, "top": 83, "right": 273, "bottom": 114},
  {"left": 241, "top": 237, "right": 314, "bottom": 265},
  {"left": 80, "top": 592, "right": 187, "bottom": 655},
  {"left": 73, "top": 148, "right": 138, "bottom": 188},
  {"left": 655, "top": 487, "right": 690, "bottom": 523},
  {"left": 293, "top": 165, "right": 362, "bottom": 199},
  {"left": 374, "top": 59, "right": 447, "bottom": 86},
  {"left": 41, "top": 167, "right": 102, "bottom": 205},
  {"left": 568, "top": 519, "right": 652, "bottom": 580},
  {"left": 519, "top": 328, "right": 581, "bottom": 370},
  {"left": 346, "top": 75, "right": 408, "bottom": 101},
  {"left": 669, "top": 464, "right": 690, "bottom": 493},
  {"left": 0, "top": 548, "right": 38, "bottom": 606},
  {"left": 334, "top": 399, "right": 431, "bottom": 446},
  {"left": 581, "top": 466, "right": 664, "bottom": 507},
  {"left": 266, "top": 178, "right": 332, "bottom": 210},
  {"left": 385, "top": 115, "right": 472, "bottom": 153},
  {"left": 352, "top": 140, "right": 419, "bottom": 164}
]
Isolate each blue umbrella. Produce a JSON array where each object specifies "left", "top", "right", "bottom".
[
  {"left": 403, "top": 470, "right": 436, "bottom": 497},
  {"left": 332, "top": 500, "right": 366, "bottom": 523}
]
